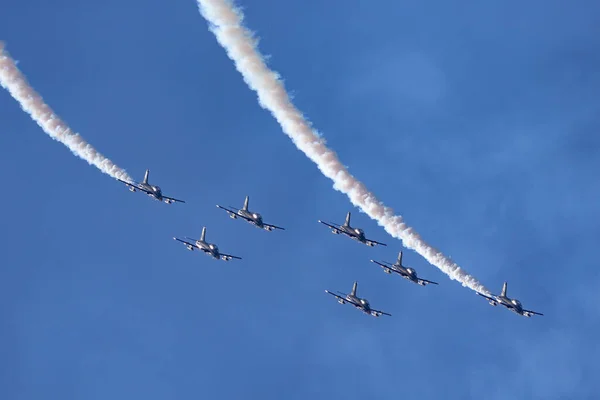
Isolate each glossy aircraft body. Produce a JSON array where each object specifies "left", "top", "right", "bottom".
[
  {"left": 216, "top": 196, "right": 284, "bottom": 231},
  {"left": 371, "top": 251, "right": 438, "bottom": 286},
  {"left": 477, "top": 282, "right": 543, "bottom": 317},
  {"left": 318, "top": 212, "right": 386, "bottom": 247},
  {"left": 325, "top": 282, "right": 391, "bottom": 317},
  {"left": 173, "top": 227, "right": 241, "bottom": 261},
  {"left": 117, "top": 169, "right": 184, "bottom": 204}
]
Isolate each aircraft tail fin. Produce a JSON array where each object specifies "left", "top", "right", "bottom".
[
  {"left": 143, "top": 169, "right": 150, "bottom": 184},
  {"left": 501, "top": 282, "right": 508, "bottom": 297},
  {"left": 397, "top": 251, "right": 403, "bottom": 266},
  {"left": 351, "top": 281, "right": 358, "bottom": 296},
  {"left": 243, "top": 196, "right": 249, "bottom": 211},
  {"left": 200, "top": 227, "right": 206, "bottom": 242},
  {"left": 344, "top": 211, "right": 351, "bottom": 226}
]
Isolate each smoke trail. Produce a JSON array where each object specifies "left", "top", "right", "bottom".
[
  {"left": 0, "top": 42, "right": 131, "bottom": 181},
  {"left": 196, "top": 1, "right": 490, "bottom": 294}
]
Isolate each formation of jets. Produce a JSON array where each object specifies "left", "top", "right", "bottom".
[{"left": 117, "top": 173, "right": 543, "bottom": 318}]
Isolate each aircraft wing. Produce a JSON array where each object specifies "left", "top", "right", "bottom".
[
  {"left": 417, "top": 278, "right": 439, "bottom": 286},
  {"left": 371, "top": 260, "right": 394, "bottom": 268},
  {"left": 263, "top": 223, "right": 285, "bottom": 231},
  {"left": 219, "top": 253, "right": 242, "bottom": 261},
  {"left": 318, "top": 220, "right": 341, "bottom": 230},
  {"left": 476, "top": 291, "right": 500, "bottom": 306},
  {"left": 365, "top": 238, "right": 387, "bottom": 247},
  {"left": 522, "top": 309, "right": 544, "bottom": 317},
  {"left": 476, "top": 292, "right": 496, "bottom": 301},
  {"left": 117, "top": 178, "right": 153, "bottom": 194},
  {"left": 217, "top": 205, "right": 241, "bottom": 215},
  {"left": 325, "top": 290, "right": 352, "bottom": 303},
  {"left": 370, "top": 260, "right": 402, "bottom": 273},
  {"left": 116, "top": 178, "right": 135, "bottom": 187},
  {"left": 163, "top": 195, "right": 185, "bottom": 204},
  {"left": 173, "top": 237, "right": 195, "bottom": 248},
  {"left": 370, "top": 308, "right": 392, "bottom": 317}
]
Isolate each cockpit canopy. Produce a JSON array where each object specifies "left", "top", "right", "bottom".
[
  {"left": 152, "top": 185, "right": 161, "bottom": 193},
  {"left": 511, "top": 299, "right": 521, "bottom": 307},
  {"left": 354, "top": 228, "right": 363, "bottom": 235},
  {"left": 360, "top": 298, "right": 370, "bottom": 307},
  {"left": 252, "top": 213, "right": 261, "bottom": 220},
  {"left": 406, "top": 267, "right": 415, "bottom": 275},
  {"left": 209, "top": 244, "right": 218, "bottom": 251}
]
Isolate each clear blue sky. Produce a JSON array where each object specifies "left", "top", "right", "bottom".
[{"left": 1, "top": 0, "right": 599, "bottom": 398}]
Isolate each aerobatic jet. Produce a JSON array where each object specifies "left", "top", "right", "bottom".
[
  {"left": 217, "top": 196, "right": 284, "bottom": 231},
  {"left": 318, "top": 212, "right": 386, "bottom": 247},
  {"left": 173, "top": 227, "right": 241, "bottom": 261},
  {"left": 371, "top": 251, "right": 438, "bottom": 286},
  {"left": 117, "top": 169, "right": 184, "bottom": 204},
  {"left": 325, "top": 281, "right": 391, "bottom": 317},
  {"left": 477, "top": 282, "right": 543, "bottom": 317}
]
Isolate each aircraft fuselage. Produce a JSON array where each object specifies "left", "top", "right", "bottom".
[
  {"left": 385, "top": 264, "right": 409, "bottom": 277},
  {"left": 194, "top": 240, "right": 236, "bottom": 261},
  {"left": 396, "top": 266, "right": 420, "bottom": 284},
  {"left": 332, "top": 225, "right": 371, "bottom": 244},
  {"left": 195, "top": 240, "right": 221, "bottom": 259},
  {"left": 489, "top": 295, "right": 528, "bottom": 315},
  {"left": 224, "top": 207, "right": 276, "bottom": 230},
  {"left": 133, "top": 182, "right": 168, "bottom": 202},
  {"left": 339, "top": 294, "right": 372, "bottom": 314},
  {"left": 238, "top": 209, "right": 264, "bottom": 226}
]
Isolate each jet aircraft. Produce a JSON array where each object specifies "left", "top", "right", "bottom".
[
  {"left": 371, "top": 251, "right": 438, "bottom": 286},
  {"left": 173, "top": 227, "right": 241, "bottom": 261},
  {"left": 325, "top": 281, "right": 391, "bottom": 317},
  {"left": 117, "top": 169, "right": 184, "bottom": 204},
  {"left": 216, "top": 196, "right": 284, "bottom": 231},
  {"left": 318, "top": 212, "right": 386, "bottom": 247},
  {"left": 477, "top": 282, "right": 543, "bottom": 317}
]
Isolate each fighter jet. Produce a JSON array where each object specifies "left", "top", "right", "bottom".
[
  {"left": 216, "top": 196, "right": 284, "bottom": 231},
  {"left": 318, "top": 212, "right": 386, "bottom": 247},
  {"left": 325, "top": 281, "right": 391, "bottom": 317},
  {"left": 173, "top": 227, "right": 241, "bottom": 261},
  {"left": 477, "top": 282, "right": 543, "bottom": 317},
  {"left": 117, "top": 169, "right": 184, "bottom": 204},
  {"left": 370, "top": 251, "right": 438, "bottom": 286}
]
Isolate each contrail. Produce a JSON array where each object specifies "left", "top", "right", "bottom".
[
  {"left": 196, "top": 0, "right": 490, "bottom": 294},
  {"left": 0, "top": 42, "right": 131, "bottom": 181}
]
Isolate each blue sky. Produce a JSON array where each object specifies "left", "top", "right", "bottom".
[{"left": 1, "top": 0, "right": 599, "bottom": 398}]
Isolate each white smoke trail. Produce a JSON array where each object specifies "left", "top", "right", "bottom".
[
  {"left": 196, "top": 0, "right": 491, "bottom": 295},
  {"left": 0, "top": 42, "right": 131, "bottom": 181}
]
